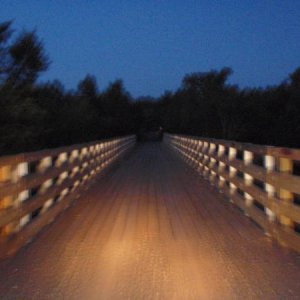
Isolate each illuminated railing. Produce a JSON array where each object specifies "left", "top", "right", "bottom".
[
  {"left": 165, "top": 133, "right": 300, "bottom": 253},
  {"left": 0, "top": 135, "right": 136, "bottom": 258}
]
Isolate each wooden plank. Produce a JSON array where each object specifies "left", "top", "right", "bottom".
[
  {"left": 167, "top": 134, "right": 300, "bottom": 253},
  {"left": 1, "top": 142, "right": 299, "bottom": 299},
  {"left": 0, "top": 139, "right": 134, "bottom": 199},
  {"left": 278, "top": 157, "right": 294, "bottom": 228},
  {"left": 0, "top": 137, "right": 135, "bottom": 258},
  {"left": 173, "top": 135, "right": 300, "bottom": 195},
  {"left": 0, "top": 189, "right": 81, "bottom": 259},
  {"left": 204, "top": 156, "right": 300, "bottom": 224},
  {"left": 276, "top": 225, "right": 300, "bottom": 253},
  {"left": 246, "top": 205, "right": 269, "bottom": 233},
  {"left": 0, "top": 136, "right": 135, "bottom": 167},
  {"left": 0, "top": 173, "right": 82, "bottom": 227},
  {"left": 171, "top": 133, "right": 300, "bottom": 160}
]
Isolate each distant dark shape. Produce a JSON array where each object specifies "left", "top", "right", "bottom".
[
  {"left": 182, "top": 67, "right": 233, "bottom": 92},
  {"left": 137, "top": 127, "right": 163, "bottom": 142},
  {"left": 77, "top": 74, "right": 98, "bottom": 98}
]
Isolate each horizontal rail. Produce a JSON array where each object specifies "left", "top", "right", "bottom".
[
  {"left": 164, "top": 133, "right": 300, "bottom": 253},
  {"left": 0, "top": 135, "right": 136, "bottom": 258}
]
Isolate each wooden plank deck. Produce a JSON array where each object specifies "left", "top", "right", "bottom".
[{"left": 0, "top": 142, "right": 299, "bottom": 299}]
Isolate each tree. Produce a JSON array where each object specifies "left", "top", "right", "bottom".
[
  {"left": 0, "top": 22, "right": 50, "bottom": 154},
  {"left": 77, "top": 74, "right": 98, "bottom": 98},
  {"left": 6, "top": 30, "right": 50, "bottom": 88},
  {"left": 102, "top": 80, "right": 133, "bottom": 135},
  {"left": 279, "top": 68, "right": 300, "bottom": 147},
  {"left": 0, "top": 21, "right": 13, "bottom": 85},
  {"left": 179, "top": 68, "right": 233, "bottom": 137}
]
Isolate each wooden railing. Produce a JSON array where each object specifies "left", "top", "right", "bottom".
[
  {"left": 0, "top": 135, "right": 136, "bottom": 258},
  {"left": 165, "top": 133, "right": 300, "bottom": 253}
]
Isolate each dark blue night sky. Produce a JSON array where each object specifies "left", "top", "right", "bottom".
[{"left": 1, "top": 1, "right": 300, "bottom": 97}]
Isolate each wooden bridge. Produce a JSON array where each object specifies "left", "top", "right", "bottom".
[{"left": 0, "top": 134, "right": 300, "bottom": 299}]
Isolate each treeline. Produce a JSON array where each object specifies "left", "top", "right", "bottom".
[
  {"left": 155, "top": 67, "right": 300, "bottom": 148},
  {"left": 1, "top": 21, "right": 300, "bottom": 155},
  {"left": 0, "top": 21, "right": 136, "bottom": 155}
]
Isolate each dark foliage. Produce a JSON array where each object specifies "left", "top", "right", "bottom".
[
  {"left": 1, "top": 21, "right": 300, "bottom": 155},
  {"left": 156, "top": 68, "right": 300, "bottom": 148}
]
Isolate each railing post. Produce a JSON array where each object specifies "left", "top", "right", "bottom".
[
  {"left": 38, "top": 156, "right": 54, "bottom": 214},
  {"left": 218, "top": 145, "right": 226, "bottom": 190},
  {"left": 0, "top": 135, "right": 136, "bottom": 258},
  {"left": 185, "top": 138, "right": 191, "bottom": 164},
  {"left": 95, "top": 144, "right": 101, "bottom": 173},
  {"left": 0, "top": 165, "right": 14, "bottom": 237},
  {"left": 243, "top": 150, "right": 254, "bottom": 216},
  {"left": 17, "top": 163, "right": 29, "bottom": 229},
  {"left": 278, "top": 157, "right": 294, "bottom": 228},
  {"left": 165, "top": 133, "right": 300, "bottom": 253},
  {"left": 264, "top": 155, "right": 276, "bottom": 236},
  {"left": 186, "top": 139, "right": 191, "bottom": 163},
  {"left": 191, "top": 140, "right": 198, "bottom": 169},
  {"left": 195, "top": 140, "right": 200, "bottom": 164},
  {"left": 0, "top": 165, "right": 12, "bottom": 208},
  {"left": 196, "top": 141, "right": 204, "bottom": 175},
  {"left": 228, "top": 147, "right": 237, "bottom": 203},
  {"left": 0, "top": 162, "right": 29, "bottom": 237},
  {"left": 70, "top": 149, "right": 80, "bottom": 192},
  {"left": 208, "top": 143, "right": 217, "bottom": 185},
  {"left": 203, "top": 142, "right": 210, "bottom": 179},
  {"left": 80, "top": 147, "right": 89, "bottom": 185}
]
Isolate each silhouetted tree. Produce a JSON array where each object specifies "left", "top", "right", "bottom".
[
  {"left": 5, "top": 31, "right": 49, "bottom": 88},
  {"left": 77, "top": 74, "right": 98, "bottom": 98},
  {"left": 101, "top": 80, "right": 133, "bottom": 136},
  {"left": 0, "top": 21, "right": 13, "bottom": 84},
  {"left": 2, "top": 20, "right": 300, "bottom": 155}
]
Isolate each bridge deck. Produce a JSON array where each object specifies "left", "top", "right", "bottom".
[{"left": 0, "top": 143, "right": 300, "bottom": 299}]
